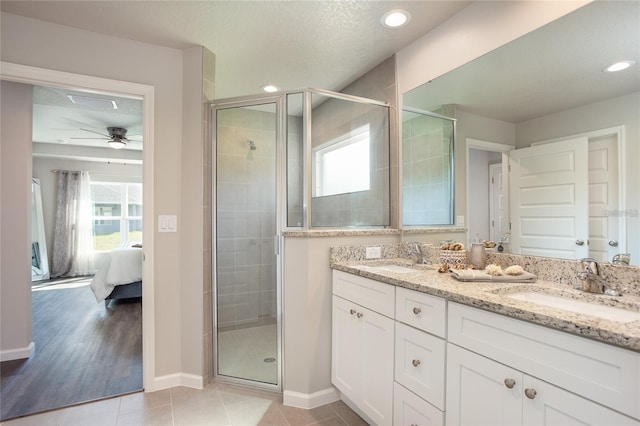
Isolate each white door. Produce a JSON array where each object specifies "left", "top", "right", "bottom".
[
  {"left": 489, "top": 162, "right": 506, "bottom": 243},
  {"left": 508, "top": 137, "right": 589, "bottom": 259},
  {"left": 588, "top": 135, "right": 619, "bottom": 263},
  {"left": 331, "top": 295, "right": 360, "bottom": 399},
  {"left": 522, "top": 376, "right": 638, "bottom": 426},
  {"left": 360, "top": 304, "right": 394, "bottom": 426},
  {"left": 446, "top": 344, "right": 522, "bottom": 426}
]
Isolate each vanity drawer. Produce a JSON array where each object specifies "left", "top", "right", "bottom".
[
  {"left": 393, "top": 382, "right": 444, "bottom": 426},
  {"left": 395, "top": 287, "right": 446, "bottom": 337},
  {"left": 394, "top": 322, "right": 446, "bottom": 410},
  {"left": 333, "top": 270, "right": 394, "bottom": 317},
  {"left": 448, "top": 302, "right": 640, "bottom": 420}
]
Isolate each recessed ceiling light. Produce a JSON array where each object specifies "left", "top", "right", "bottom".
[
  {"left": 381, "top": 9, "right": 411, "bottom": 29},
  {"left": 603, "top": 60, "right": 635, "bottom": 72},
  {"left": 262, "top": 85, "right": 280, "bottom": 93}
]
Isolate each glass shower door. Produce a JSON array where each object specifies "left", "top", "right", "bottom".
[{"left": 213, "top": 100, "right": 280, "bottom": 387}]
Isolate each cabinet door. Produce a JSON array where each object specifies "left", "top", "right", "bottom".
[
  {"left": 394, "top": 382, "right": 444, "bottom": 426},
  {"left": 332, "top": 295, "right": 361, "bottom": 400},
  {"left": 360, "top": 301, "right": 395, "bottom": 425},
  {"left": 522, "top": 376, "right": 639, "bottom": 426},
  {"left": 446, "top": 344, "right": 522, "bottom": 426}
]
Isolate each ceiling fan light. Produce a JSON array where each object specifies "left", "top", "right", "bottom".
[{"left": 108, "top": 139, "right": 126, "bottom": 149}]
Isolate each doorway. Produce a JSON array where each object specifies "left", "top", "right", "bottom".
[
  {"left": 0, "top": 63, "right": 155, "bottom": 419},
  {"left": 212, "top": 97, "right": 282, "bottom": 390}
]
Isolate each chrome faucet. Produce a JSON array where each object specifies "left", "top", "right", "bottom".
[
  {"left": 402, "top": 242, "right": 424, "bottom": 264},
  {"left": 577, "top": 258, "right": 620, "bottom": 296}
]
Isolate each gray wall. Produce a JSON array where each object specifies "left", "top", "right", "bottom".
[{"left": 0, "top": 81, "right": 34, "bottom": 360}]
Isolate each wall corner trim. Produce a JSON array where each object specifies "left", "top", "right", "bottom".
[
  {"left": 149, "top": 373, "right": 204, "bottom": 392},
  {"left": 283, "top": 387, "right": 340, "bottom": 409},
  {"left": 0, "top": 341, "right": 35, "bottom": 362}
]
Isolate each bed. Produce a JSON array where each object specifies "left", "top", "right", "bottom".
[{"left": 90, "top": 247, "right": 142, "bottom": 306}]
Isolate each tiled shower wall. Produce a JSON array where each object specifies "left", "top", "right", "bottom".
[
  {"left": 215, "top": 107, "right": 278, "bottom": 330},
  {"left": 402, "top": 114, "right": 453, "bottom": 225}
]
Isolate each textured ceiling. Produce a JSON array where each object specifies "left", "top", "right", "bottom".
[{"left": 1, "top": 0, "right": 470, "bottom": 151}]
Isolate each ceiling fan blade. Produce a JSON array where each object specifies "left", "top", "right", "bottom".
[
  {"left": 79, "top": 128, "right": 110, "bottom": 137},
  {"left": 69, "top": 137, "right": 109, "bottom": 140}
]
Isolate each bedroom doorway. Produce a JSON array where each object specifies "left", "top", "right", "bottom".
[
  {"left": 211, "top": 96, "right": 282, "bottom": 390},
  {"left": 0, "top": 64, "right": 154, "bottom": 420}
]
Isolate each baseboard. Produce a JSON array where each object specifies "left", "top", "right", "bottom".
[
  {"left": 0, "top": 341, "right": 35, "bottom": 362},
  {"left": 283, "top": 387, "right": 340, "bottom": 409},
  {"left": 149, "top": 372, "right": 203, "bottom": 391}
]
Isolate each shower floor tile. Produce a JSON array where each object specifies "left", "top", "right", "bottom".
[{"left": 218, "top": 324, "right": 278, "bottom": 384}]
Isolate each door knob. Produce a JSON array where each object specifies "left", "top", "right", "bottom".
[
  {"left": 609, "top": 240, "right": 619, "bottom": 247},
  {"left": 524, "top": 388, "right": 537, "bottom": 399},
  {"left": 349, "top": 309, "right": 356, "bottom": 315},
  {"left": 412, "top": 359, "right": 421, "bottom": 367},
  {"left": 356, "top": 312, "right": 363, "bottom": 318},
  {"left": 412, "top": 307, "right": 421, "bottom": 315},
  {"left": 575, "top": 240, "right": 584, "bottom": 246}
]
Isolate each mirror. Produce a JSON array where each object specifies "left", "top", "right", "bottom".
[
  {"left": 402, "top": 1, "right": 639, "bottom": 265},
  {"left": 31, "top": 178, "right": 50, "bottom": 281}
]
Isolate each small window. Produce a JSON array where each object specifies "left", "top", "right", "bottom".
[{"left": 313, "top": 124, "right": 370, "bottom": 197}]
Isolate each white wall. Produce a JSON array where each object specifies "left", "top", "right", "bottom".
[
  {"left": 0, "top": 81, "right": 34, "bottom": 361},
  {"left": 1, "top": 12, "right": 198, "bottom": 384}
]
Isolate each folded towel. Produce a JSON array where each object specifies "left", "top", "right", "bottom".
[{"left": 450, "top": 269, "right": 537, "bottom": 283}]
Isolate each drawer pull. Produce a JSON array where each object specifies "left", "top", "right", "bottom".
[
  {"left": 524, "top": 388, "right": 537, "bottom": 399},
  {"left": 412, "top": 307, "right": 422, "bottom": 315},
  {"left": 356, "top": 312, "right": 363, "bottom": 318},
  {"left": 504, "top": 378, "right": 516, "bottom": 389},
  {"left": 349, "top": 309, "right": 356, "bottom": 315},
  {"left": 412, "top": 359, "right": 421, "bottom": 367}
]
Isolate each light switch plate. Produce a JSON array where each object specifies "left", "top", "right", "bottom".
[{"left": 158, "top": 215, "right": 178, "bottom": 232}]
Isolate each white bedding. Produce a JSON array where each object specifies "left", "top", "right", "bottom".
[{"left": 90, "top": 247, "right": 142, "bottom": 302}]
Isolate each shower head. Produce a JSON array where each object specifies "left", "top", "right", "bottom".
[{"left": 248, "top": 140, "right": 256, "bottom": 150}]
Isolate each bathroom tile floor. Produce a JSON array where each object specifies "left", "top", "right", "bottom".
[{"left": 1, "top": 382, "right": 368, "bottom": 426}]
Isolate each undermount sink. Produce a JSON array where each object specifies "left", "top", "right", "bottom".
[
  {"left": 506, "top": 291, "right": 640, "bottom": 324},
  {"left": 353, "top": 264, "right": 416, "bottom": 274}
]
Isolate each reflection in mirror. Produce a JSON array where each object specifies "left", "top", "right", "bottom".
[
  {"left": 402, "top": 108, "right": 454, "bottom": 226},
  {"left": 31, "top": 178, "right": 50, "bottom": 281},
  {"left": 402, "top": 1, "right": 639, "bottom": 265}
]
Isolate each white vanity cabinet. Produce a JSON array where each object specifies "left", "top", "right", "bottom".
[
  {"left": 332, "top": 271, "right": 395, "bottom": 425},
  {"left": 447, "top": 302, "right": 640, "bottom": 425}
]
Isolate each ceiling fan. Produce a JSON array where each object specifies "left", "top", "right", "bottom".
[{"left": 71, "top": 127, "right": 140, "bottom": 149}]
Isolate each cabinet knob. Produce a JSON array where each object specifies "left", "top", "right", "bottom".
[
  {"left": 575, "top": 240, "right": 585, "bottom": 246},
  {"left": 412, "top": 307, "right": 422, "bottom": 315},
  {"left": 412, "top": 359, "right": 421, "bottom": 367},
  {"left": 356, "top": 312, "right": 363, "bottom": 318},
  {"left": 349, "top": 309, "right": 356, "bottom": 315},
  {"left": 524, "top": 388, "right": 537, "bottom": 399},
  {"left": 504, "top": 378, "right": 516, "bottom": 389}
]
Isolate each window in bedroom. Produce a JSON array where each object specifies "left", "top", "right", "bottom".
[{"left": 91, "top": 182, "right": 142, "bottom": 251}]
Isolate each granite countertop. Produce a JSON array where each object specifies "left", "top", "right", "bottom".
[{"left": 331, "top": 258, "right": 640, "bottom": 352}]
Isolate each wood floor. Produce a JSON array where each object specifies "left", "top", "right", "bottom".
[{"left": 0, "top": 280, "right": 142, "bottom": 421}]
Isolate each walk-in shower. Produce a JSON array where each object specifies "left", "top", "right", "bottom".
[{"left": 210, "top": 89, "right": 390, "bottom": 391}]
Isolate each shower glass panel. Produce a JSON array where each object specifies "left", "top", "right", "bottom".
[
  {"left": 402, "top": 108, "right": 455, "bottom": 226},
  {"left": 309, "top": 92, "right": 390, "bottom": 227},
  {"left": 214, "top": 101, "right": 279, "bottom": 386}
]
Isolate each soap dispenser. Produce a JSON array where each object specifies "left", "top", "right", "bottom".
[{"left": 469, "top": 234, "right": 487, "bottom": 270}]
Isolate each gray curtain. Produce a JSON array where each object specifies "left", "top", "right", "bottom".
[{"left": 51, "top": 170, "right": 95, "bottom": 278}]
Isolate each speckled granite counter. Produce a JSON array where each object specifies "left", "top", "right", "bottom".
[{"left": 331, "top": 258, "right": 640, "bottom": 352}]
